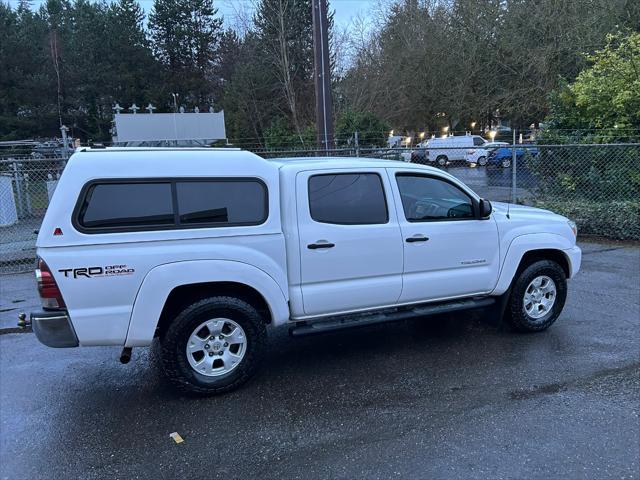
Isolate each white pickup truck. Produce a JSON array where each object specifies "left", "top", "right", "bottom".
[{"left": 21, "top": 148, "right": 581, "bottom": 395}]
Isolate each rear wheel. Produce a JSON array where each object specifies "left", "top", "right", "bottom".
[
  {"left": 501, "top": 158, "right": 511, "bottom": 168},
  {"left": 160, "top": 296, "right": 266, "bottom": 395},
  {"left": 436, "top": 155, "right": 448, "bottom": 166},
  {"left": 504, "top": 260, "right": 567, "bottom": 332}
]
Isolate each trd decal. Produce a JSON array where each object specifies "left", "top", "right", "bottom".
[{"left": 58, "top": 265, "right": 135, "bottom": 278}]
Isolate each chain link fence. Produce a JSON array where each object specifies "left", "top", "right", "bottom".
[
  {"left": 0, "top": 156, "right": 67, "bottom": 274},
  {"left": 1, "top": 143, "right": 638, "bottom": 274}
]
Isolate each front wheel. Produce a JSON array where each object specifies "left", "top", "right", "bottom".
[
  {"left": 501, "top": 158, "right": 511, "bottom": 168},
  {"left": 477, "top": 156, "right": 487, "bottom": 166},
  {"left": 504, "top": 260, "right": 567, "bottom": 332},
  {"left": 160, "top": 296, "right": 266, "bottom": 395}
]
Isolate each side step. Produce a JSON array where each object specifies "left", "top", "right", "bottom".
[{"left": 289, "top": 297, "right": 496, "bottom": 337}]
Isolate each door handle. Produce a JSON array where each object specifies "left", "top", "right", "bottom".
[
  {"left": 308, "top": 242, "right": 335, "bottom": 250},
  {"left": 406, "top": 235, "right": 429, "bottom": 243}
]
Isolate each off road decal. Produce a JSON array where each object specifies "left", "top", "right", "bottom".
[{"left": 58, "top": 265, "right": 135, "bottom": 278}]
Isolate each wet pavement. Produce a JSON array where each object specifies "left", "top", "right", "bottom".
[
  {"left": 0, "top": 272, "right": 39, "bottom": 331},
  {"left": 1, "top": 242, "right": 639, "bottom": 479}
]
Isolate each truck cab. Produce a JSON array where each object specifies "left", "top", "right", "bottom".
[{"left": 24, "top": 148, "right": 581, "bottom": 395}]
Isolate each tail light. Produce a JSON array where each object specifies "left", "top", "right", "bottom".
[{"left": 36, "top": 258, "right": 66, "bottom": 309}]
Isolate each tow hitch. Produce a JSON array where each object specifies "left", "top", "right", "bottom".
[{"left": 17, "top": 313, "right": 31, "bottom": 329}]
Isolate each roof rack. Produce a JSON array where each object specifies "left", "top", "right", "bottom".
[{"left": 77, "top": 147, "right": 242, "bottom": 153}]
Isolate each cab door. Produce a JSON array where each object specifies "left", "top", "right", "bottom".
[
  {"left": 296, "top": 169, "right": 404, "bottom": 317},
  {"left": 389, "top": 169, "right": 500, "bottom": 303}
]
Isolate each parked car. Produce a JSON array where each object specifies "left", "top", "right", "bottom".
[
  {"left": 488, "top": 146, "right": 540, "bottom": 168},
  {"left": 410, "top": 146, "right": 428, "bottom": 164},
  {"left": 426, "top": 135, "right": 487, "bottom": 166},
  {"left": 465, "top": 142, "right": 509, "bottom": 166},
  {"left": 21, "top": 148, "right": 581, "bottom": 395}
]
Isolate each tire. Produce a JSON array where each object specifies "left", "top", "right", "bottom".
[
  {"left": 477, "top": 156, "right": 487, "bottom": 166},
  {"left": 436, "top": 155, "right": 448, "bottom": 166},
  {"left": 504, "top": 260, "right": 567, "bottom": 332},
  {"left": 160, "top": 296, "right": 266, "bottom": 395},
  {"left": 501, "top": 159, "right": 511, "bottom": 168}
]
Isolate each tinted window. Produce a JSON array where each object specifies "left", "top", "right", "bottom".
[
  {"left": 473, "top": 137, "right": 485, "bottom": 146},
  {"left": 176, "top": 180, "right": 266, "bottom": 225},
  {"left": 79, "top": 183, "right": 173, "bottom": 228},
  {"left": 309, "top": 173, "right": 388, "bottom": 225},
  {"left": 396, "top": 175, "right": 475, "bottom": 221}
]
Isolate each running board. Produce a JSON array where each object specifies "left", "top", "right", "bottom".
[{"left": 289, "top": 297, "right": 496, "bottom": 337}]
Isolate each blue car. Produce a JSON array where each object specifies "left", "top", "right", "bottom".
[{"left": 487, "top": 146, "right": 539, "bottom": 168}]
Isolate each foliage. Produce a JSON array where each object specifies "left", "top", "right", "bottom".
[
  {"left": 263, "top": 117, "right": 315, "bottom": 150},
  {"left": 529, "top": 32, "right": 640, "bottom": 228},
  {"left": 0, "top": 0, "right": 162, "bottom": 141},
  {"left": 334, "top": 110, "right": 389, "bottom": 147},
  {"left": 529, "top": 145, "right": 640, "bottom": 241},
  {"left": 339, "top": 0, "right": 637, "bottom": 135},
  {"left": 530, "top": 145, "right": 640, "bottom": 200},
  {"left": 545, "top": 32, "right": 640, "bottom": 136},
  {"left": 534, "top": 199, "right": 640, "bottom": 240},
  {"left": 149, "top": 0, "right": 223, "bottom": 105},
  {"left": 0, "top": 0, "right": 638, "bottom": 148},
  {"left": 253, "top": 0, "right": 314, "bottom": 139}
]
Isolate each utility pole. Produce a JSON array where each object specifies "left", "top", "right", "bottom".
[
  {"left": 511, "top": 129, "right": 517, "bottom": 203},
  {"left": 312, "top": 0, "right": 334, "bottom": 154}
]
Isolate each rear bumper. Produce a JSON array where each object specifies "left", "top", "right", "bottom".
[{"left": 31, "top": 310, "right": 79, "bottom": 348}]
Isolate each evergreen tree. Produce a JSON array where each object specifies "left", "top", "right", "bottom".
[
  {"left": 105, "top": 0, "right": 159, "bottom": 108},
  {"left": 149, "top": 0, "right": 223, "bottom": 106}
]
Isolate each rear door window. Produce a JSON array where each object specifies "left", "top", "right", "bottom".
[{"left": 308, "top": 173, "right": 388, "bottom": 225}]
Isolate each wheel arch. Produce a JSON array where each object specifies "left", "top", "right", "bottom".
[
  {"left": 125, "top": 260, "right": 289, "bottom": 347},
  {"left": 492, "top": 233, "right": 575, "bottom": 295},
  {"left": 516, "top": 249, "right": 570, "bottom": 278},
  {"left": 156, "top": 281, "right": 272, "bottom": 338}
]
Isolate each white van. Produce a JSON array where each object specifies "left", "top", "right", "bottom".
[{"left": 426, "top": 135, "right": 487, "bottom": 166}]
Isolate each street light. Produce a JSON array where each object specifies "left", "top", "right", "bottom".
[
  {"left": 443, "top": 126, "right": 449, "bottom": 133},
  {"left": 489, "top": 130, "right": 497, "bottom": 140},
  {"left": 471, "top": 122, "right": 476, "bottom": 128},
  {"left": 419, "top": 132, "right": 425, "bottom": 139},
  {"left": 389, "top": 130, "right": 394, "bottom": 137}
]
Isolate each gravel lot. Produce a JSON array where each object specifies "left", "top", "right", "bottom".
[{"left": 1, "top": 241, "right": 638, "bottom": 479}]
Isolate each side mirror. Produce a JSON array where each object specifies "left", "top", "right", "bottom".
[{"left": 479, "top": 199, "right": 492, "bottom": 219}]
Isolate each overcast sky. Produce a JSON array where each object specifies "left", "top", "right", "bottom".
[{"left": 6, "top": 0, "right": 372, "bottom": 30}]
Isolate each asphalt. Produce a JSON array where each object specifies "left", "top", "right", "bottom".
[
  {"left": 0, "top": 272, "right": 39, "bottom": 331},
  {"left": 1, "top": 241, "right": 639, "bottom": 479}
]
